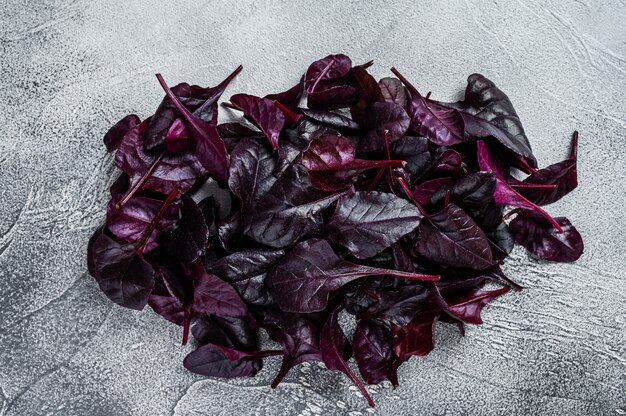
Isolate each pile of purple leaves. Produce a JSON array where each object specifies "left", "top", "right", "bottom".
[{"left": 87, "top": 54, "right": 583, "bottom": 406}]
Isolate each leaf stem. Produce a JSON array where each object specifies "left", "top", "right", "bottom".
[
  {"left": 390, "top": 67, "right": 422, "bottom": 98},
  {"left": 182, "top": 306, "right": 191, "bottom": 346},
  {"left": 309, "top": 58, "right": 336, "bottom": 93},
  {"left": 273, "top": 100, "right": 302, "bottom": 124},
  {"left": 395, "top": 176, "right": 429, "bottom": 218},
  {"left": 116, "top": 151, "right": 165, "bottom": 208},
  {"left": 359, "top": 282, "right": 380, "bottom": 300},
  {"left": 135, "top": 189, "right": 179, "bottom": 252},
  {"left": 367, "top": 167, "right": 386, "bottom": 192}
]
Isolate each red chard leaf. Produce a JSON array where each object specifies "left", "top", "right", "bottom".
[{"left": 229, "top": 93, "right": 285, "bottom": 150}]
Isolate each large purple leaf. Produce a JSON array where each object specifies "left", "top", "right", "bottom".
[
  {"left": 104, "top": 114, "right": 140, "bottom": 152},
  {"left": 353, "top": 319, "right": 400, "bottom": 386},
  {"left": 379, "top": 77, "right": 407, "bottom": 108},
  {"left": 228, "top": 138, "right": 277, "bottom": 207},
  {"left": 444, "top": 286, "right": 510, "bottom": 324},
  {"left": 184, "top": 343, "right": 280, "bottom": 379},
  {"left": 106, "top": 194, "right": 179, "bottom": 253},
  {"left": 406, "top": 94, "right": 465, "bottom": 146},
  {"left": 476, "top": 140, "right": 562, "bottom": 231},
  {"left": 320, "top": 306, "right": 374, "bottom": 407},
  {"left": 440, "top": 73, "right": 536, "bottom": 167},
  {"left": 261, "top": 310, "right": 323, "bottom": 388},
  {"left": 115, "top": 119, "right": 206, "bottom": 195},
  {"left": 229, "top": 94, "right": 285, "bottom": 150},
  {"left": 430, "top": 172, "right": 496, "bottom": 209},
  {"left": 509, "top": 209, "right": 583, "bottom": 262},
  {"left": 414, "top": 203, "right": 495, "bottom": 270},
  {"left": 208, "top": 248, "right": 285, "bottom": 306},
  {"left": 242, "top": 164, "right": 347, "bottom": 248},
  {"left": 145, "top": 66, "right": 242, "bottom": 151},
  {"left": 519, "top": 131, "right": 578, "bottom": 205},
  {"left": 156, "top": 74, "right": 230, "bottom": 184},
  {"left": 192, "top": 315, "right": 258, "bottom": 349},
  {"left": 390, "top": 136, "right": 431, "bottom": 177},
  {"left": 191, "top": 260, "right": 247, "bottom": 318},
  {"left": 91, "top": 233, "right": 155, "bottom": 310},
  {"left": 327, "top": 191, "right": 423, "bottom": 259},
  {"left": 305, "top": 54, "right": 352, "bottom": 89},
  {"left": 162, "top": 194, "right": 208, "bottom": 264},
  {"left": 266, "top": 239, "right": 439, "bottom": 313},
  {"left": 361, "top": 102, "right": 410, "bottom": 152},
  {"left": 307, "top": 85, "right": 358, "bottom": 110}
]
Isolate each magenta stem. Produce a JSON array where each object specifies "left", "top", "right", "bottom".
[
  {"left": 309, "top": 58, "right": 336, "bottom": 93},
  {"left": 136, "top": 189, "right": 179, "bottom": 252},
  {"left": 116, "top": 151, "right": 165, "bottom": 208},
  {"left": 182, "top": 306, "right": 191, "bottom": 346},
  {"left": 396, "top": 176, "right": 429, "bottom": 218}
]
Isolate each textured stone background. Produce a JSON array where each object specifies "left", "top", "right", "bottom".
[{"left": 1, "top": 0, "right": 625, "bottom": 415}]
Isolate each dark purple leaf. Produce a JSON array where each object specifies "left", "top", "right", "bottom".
[
  {"left": 144, "top": 83, "right": 207, "bottom": 152},
  {"left": 242, "top": 164, "right": 347, "bottom": 248},
  {"left": 302, "top": 135, "right": 404, "bottom": 190},
  {"left": 390, "top": 136, "right": 431, "bottom": 177},
  {"left": 229, "top": 94, "right": 285, "bottom": 150},
  {"left": 431, "top": 172, "right": 496, "bottom": 209},
  {"left": 379, "top": 77, "right": 407, "bottom": 108},
  {"left": 162, "top": 194, "right": 208, "bottom": 264},
  {"left": 327, "top": 191, "right": 423, "bottom": 259},
  {"left": 406, "top": 95, "right": 465, "bottom": 146},
  {"left": 444, "top": 286, "right": 510, "bottom": 324},
  {"left": 320, "top": 305, "right": 374, "bottom": 407},
  {"left": 307, "top": 85, "right": 358, "bottom": 110},
  {"left": 156, "top": 74, "right": 230, "bottom": 184},
  {"left": 353, "top": 319, "right": 400, "bottom": 386},
  {"left": 191, "top": 260, "right": 247, "bottom": 318},
  {"left": 360, "top": 102, "right": 410, "bottom": 152},
  {"left": 115, "top": 119, "right": 206, "bottom": 195},
  {"left": 91, "top": 233, "right": 155, "bottom": 310},
  {"left": 184, "top": 343, "right": 279, "bottom": 379},
  {"left": 217, "top": 122, "right": 265, "bottom": 152},
  {"left": 192, "top": 315, "right": 258, "bottom": 349},
  {"left": 145, "top": 66, "right": 242, "bottom": 151},
  {"left": 148, "top": 288, "right": 186, "bottom": 325},
  {"left": 208, "top": 248, "right": 284, "bottom": 306},
  {"left": 305, "top": 54, "right": 352, "bottom": 88},
  {"left": 441, "top": 73, "right": 536, "bottom": 167},
  {"left": 519, "top": 131, "right": 578, "bottom": 205},
  {"left": 300, "top": 108, "right": 360, "bottom": 132},
  {"left": 476, "top": 140, "right": 563, "bottom": 231},
  {"left": 393, "top": 309, "right": 439, "bottom": 360},
  {"left": 106, "top": 195, "right": 178, "bottom": 253},
  {"left": 104, "top": 114, "right": 140, "bottom": 152},
  {"left": 414, "top": 203, "right": 495, "bottom": 270},
  {"left": 413, "top": 177, "right": 451, "bottom": 205},
  {"left": 228, "top": 138, "right": 277, "bottom": 207},
  {"left": 266, "top": 239, "right": 439, "bottom": 313},
  {"left": 509, "top": 209, "right": 583, "bottom": 262},
  {"left": 262, "top": 310, "right": 323, "bottom": 388},
  {"left": 360, "top": 284, "right": 433, "bottom": 326}
]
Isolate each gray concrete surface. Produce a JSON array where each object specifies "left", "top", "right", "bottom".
[{"left": 1, "top": 0, "right": 625, "bottom": 415}]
